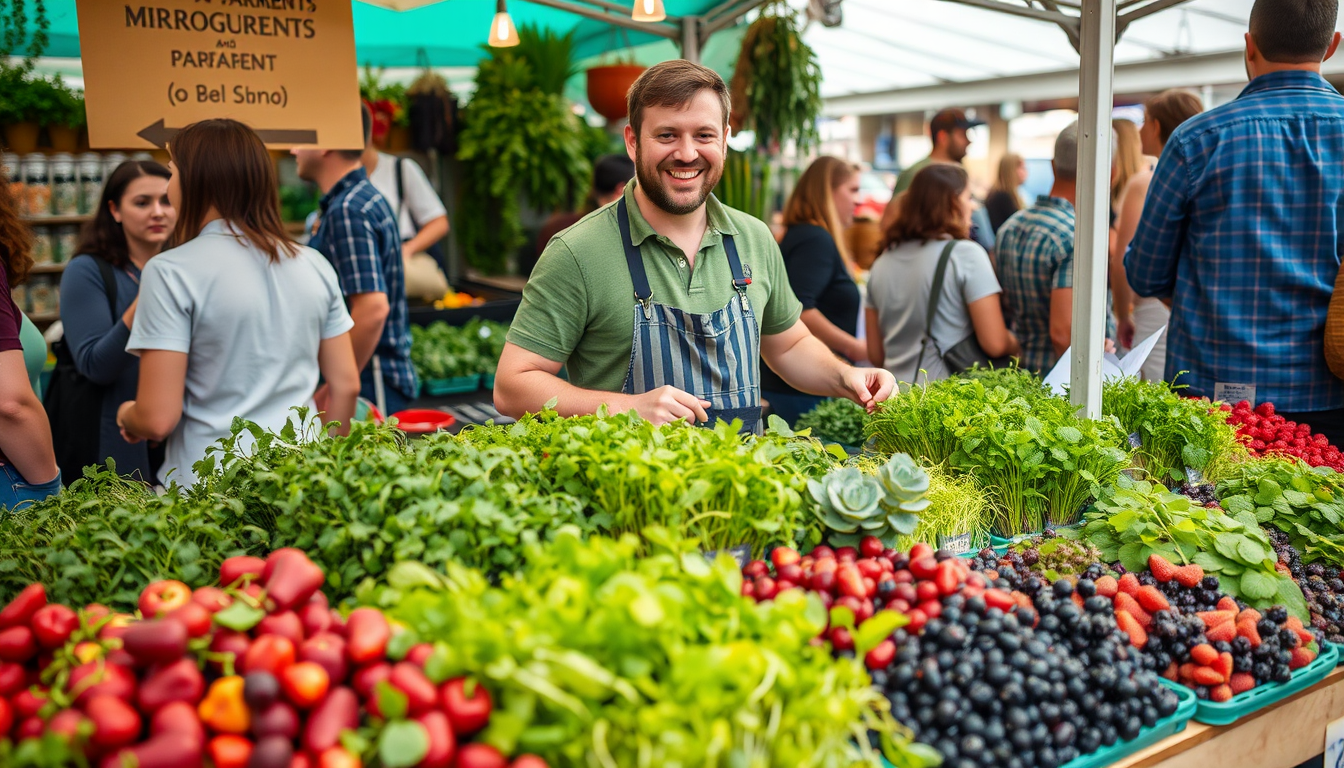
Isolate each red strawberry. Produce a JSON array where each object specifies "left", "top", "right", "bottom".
[
  {"left": 1229, "top": 672, "right": 1256, "bottom": 695},
  {"left": 1296, "top": 628, "right": 1316, "bottom": 646},
  {"left": 1148, "top": 555, "right": 1178, "bottom": 583},
  {"left": 1290, "top": 647, "right": 1316, "bottom": 670},
  {"left": 1118, "top": 573, "right": 1140, "bottom": 595},
  {"left": 1210, "top": 684, "right": 1233, "bottom": 703},
  {"left": 1285, "top": 616, "right": 1306, "bottom": 631},
  {"left": 1213, "top": 652, "right": 1234, "bottom": 681},
  {"left": 1189, "top": 644, "right": 1218, "bottom": 666},
  {"left": 1192, "top": 666, "right": 1226, "bottom": 686},
  {"left": 1071, "top": 593, "right": 1085, "bottom": 610},
  {"left": 1162, "top": 662, "right": 1179, "bottom": 681},
  {"left": 1205, "top": 621, "right": 1236, "bottom": 644},
  {"left": 1217, "top": 596, "right": 1239, "bottom": 613},
  {"left": 1174, "top": 564, "right": 1205, "bottom": 588},
  {"left": 1115, "top": 610, "right": 1148, "bottom": 648},
  {"left": 1135, "top": 585, "right": 1171, "bottom": 613},
  {"left": 1197, "top": 610, "right": 1236, "bottom": 628},
  {"left": 1178, "top": 663, "right": 1197, "bottom": 683},
  {"left": 1114, "top": 593, "right": 1152, "bottom": 628},
  {"left": 1094, "top": 575, "right": 1118, "bottom": 598},
  {"left": 1236, "top": 617, "right": 1262, "bottom": 647},
  {"left": 1241, "top": 608, "right": 1263, "bottom": 623}
]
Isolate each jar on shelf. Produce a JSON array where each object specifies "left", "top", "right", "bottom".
[
  {"left": 101, "top": 152, "right": 127, "bottom": 180},
  {"left": 30, "top": 226, "right": 54, "bottom": 266},
  {"left": 3, "top": 153, "right": 21, "bottom": 203},
  {"left": 78, "top": 153, "right": 104, "bottom": 214},
  {"left": 11, "top": 284, "right": 28, "bottom": 314},
  {"left": 27, "top": 276, "right": 54, "bottom": 315},
  {"left": 54, "top": 225, "right": 79, "bottom": 264},
  {"left": 21, "top": 153, "right": 49, "bottom": 217},
  {"left": 49, "top": 153, "right": 79, "bottom": 216}
]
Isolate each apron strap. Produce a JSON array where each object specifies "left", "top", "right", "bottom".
[
  {"left": 616, "top": 199, "right": 653, "bottom": 303},
  {"left": 723, "top": 233, "right": 750, "bottom": 291}
]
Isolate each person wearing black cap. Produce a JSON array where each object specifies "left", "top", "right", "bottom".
[
  {"left": 881, "top": 108, "right": 987, "bottom": 240},
  {"left": 531, "top": 154, "right": 637, "bottom": 273}
]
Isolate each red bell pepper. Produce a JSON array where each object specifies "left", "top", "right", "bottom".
[
  {"left": 256, "top": 611, "right": 305, "bottom": 645},
  {"left": 414, "top": 710, "right": 456, "bottom": 768},
  {"left": 263, "top": 550, "right": 325, "bottom": 611},
  {"left": 0, "top": 626, "right": 37, "bottom": 663},
  {"left": 87, "top": 694, "right": 143, "bottom": 750},
  {"left": 30, "top": 603, "right": 78, "bottom": 649},
  {"left": 303, "top": 686, "right": 358, "bottom": 754},
  {"left": 389, "top": 662, "right": 437, "bottom": 715},
  {"left": 219, "top": 556, "right": 266, "bottom": 588},
  {"left": 123, "top": 619, "right": 189, "bottom": 665},
  {"left": 137, "top": 657, "right": 206, "bottom": 713},
  {"left": 440, "top": 677, "right": 492, "bottom": 735},
  {"left": 344, "top": 608, "right": 389, "bottom": 664},
  {"left": 0, "top": 584, "right": 46, "bottom": 629},
  {"left": 70, "top": 660, "right": 137, "bottom": 706}
]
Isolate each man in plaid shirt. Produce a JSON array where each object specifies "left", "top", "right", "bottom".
[
  {"left": 294, "top": 105, "right": 417, "bottom": 415},
  {"left": 1126, "top": 0, "right": 1344, "bottom": 443}
]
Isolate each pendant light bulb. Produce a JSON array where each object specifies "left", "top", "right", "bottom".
[
  {"left": 632, "top": 0, "right": 666, "bottom": 22},
  {"left": 490, "top": 0, "right": 520, "bottom": 47}
]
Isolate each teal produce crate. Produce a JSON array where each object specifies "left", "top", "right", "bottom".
[
  {"left": 881, "top": 680, "right": 1195, "bottom": 768},
  {"left": 422, "top": 375, "right": 481, "bottom": 396},
  {"left": 1180, "top": 642, "right": 1337, "bottom": 726},
  {"left": 482, "top": 373, "right": 495, "bottom": 390}
]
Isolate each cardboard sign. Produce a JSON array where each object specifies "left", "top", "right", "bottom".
[{"left": 77, "top": 0, "right": 362, "bottom": 150}]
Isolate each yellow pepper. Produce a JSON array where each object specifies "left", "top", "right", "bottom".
[{"left": 198, "top": 675, "right": 250, "bottom": 734}]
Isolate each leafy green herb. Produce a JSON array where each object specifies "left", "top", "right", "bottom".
[
  {"left": 1100, "top": 377, "right": 1243, "bottom": 482},
  {"left": 410, "top": 319, "right": 508, "bottom": 380},
  {"left": 1084, "top": 475, "right": 1308, "bottom": 618},
  {"left": 793, "top": 398, "right": 869, "bottom": 448},
  {"left": 376, "top": 527, "right": 934, "bottom": 768},
  {"left": 1216, "top": 457, "right": 1344, "bottom": 567}
]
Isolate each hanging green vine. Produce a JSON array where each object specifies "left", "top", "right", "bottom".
[
  {"left": 456, "top": 26, "right": 592, "bottom": 275},
  {"left": 729, "top": 1, "right": 823, "bottom": 153},
  {"left": 1, "top": 0, "right": 49, "bottom": 73}
]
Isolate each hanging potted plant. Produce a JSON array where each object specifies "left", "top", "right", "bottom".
[
  {"left": 360, "top": 66, "right": 411, "bottom": 151},
  {"left": 728, "top": 1, "right": 823, "bottom": 152},
  {"left": 586, "top": 58, "right": 645, "bottom": 123}
]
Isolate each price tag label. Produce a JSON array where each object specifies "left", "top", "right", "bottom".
[
  {"left": 1214, "top": 383, "right": 1257, "bottom": 406},
  {"left": 1325, "top": 713, "right": 1344, "bottom": 768},
  {"left": 938, "top": 533, "right": 973, "bottom": 556}
]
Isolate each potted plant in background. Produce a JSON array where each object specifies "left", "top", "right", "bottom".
[
  {"left": 0, "top": 72, "right": 84, "bottom": 154},
  {"left": 0, "top": 0, "right": 51, "bottom": 153},
  {"left": 456, "top": 25, "right": 591, "bottom": 275},
  {"left": 360, "top": 67, "right": 411, "bottom": 151},
  {"left": 585, "top": 53, "right": 645, "bottom": 123}
]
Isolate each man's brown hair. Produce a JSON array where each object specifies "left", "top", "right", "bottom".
[
  {"left": 169, "top": 119, "right": 298, "bottom": 262},
  {"left": 627, "top": 60, "right": 731, "bottom": 137}
]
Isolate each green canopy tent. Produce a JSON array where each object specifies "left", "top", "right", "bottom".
[{"left": 13, "top": 0, "right": 766, "bottom": 67}]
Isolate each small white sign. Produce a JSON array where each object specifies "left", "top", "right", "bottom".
[
  {"left": 1324, "top": 712, "right": 1344, "bottom": 768},
  {"left": 1214, "top": 382, "right": 1258, "bottom": 407},
  {"left": 1043, "top": 327, "right": 1166, "bottom": 397}
]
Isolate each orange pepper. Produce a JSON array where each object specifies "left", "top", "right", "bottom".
[{"left": 198, "top": 675, "right": 249, "bottom": 734}]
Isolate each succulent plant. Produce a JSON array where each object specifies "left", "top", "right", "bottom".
[{"left": 809, "top": 454, "right": 932, "bottom": 547}]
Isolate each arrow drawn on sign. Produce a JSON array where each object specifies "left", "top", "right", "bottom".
[{"left": 136, "top": 119, "right": 319, "bottom": 148}]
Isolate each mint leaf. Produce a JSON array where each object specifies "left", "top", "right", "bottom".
[{"left": 1240, "top": 570, "right": 1278, "bottom": 601}]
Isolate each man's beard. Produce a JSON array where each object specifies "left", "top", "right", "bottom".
[{"left": 635, "top": 144, "right": 723, "bottom": 216}]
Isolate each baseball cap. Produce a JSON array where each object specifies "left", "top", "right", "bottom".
[{"left": 929, "top": 108, "right": 986, "bottom": 138}]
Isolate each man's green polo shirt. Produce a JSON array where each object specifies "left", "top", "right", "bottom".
[{"left": 507, "top": 181, "right": 803, "bottom": 393}]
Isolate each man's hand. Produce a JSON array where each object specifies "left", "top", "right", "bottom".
[
  {"left": 1116, "top": 316, "right": 1135, "bottom": 351},
  {"left": 619, "top": 386, "right": 711, "bottom": 426},
  {"left": 117, "top": 401, "right": 144, "bottom": 444},
  {"left": 838, "top": 367, "right": 897, "bottom": 412}
]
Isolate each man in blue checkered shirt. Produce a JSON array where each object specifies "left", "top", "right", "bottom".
[
  {"left": 293, "top": 106, "right": 417, "bottom": 415},
  {"left": 1126, "top": 0, "right": 1344, "bottom": 444}
]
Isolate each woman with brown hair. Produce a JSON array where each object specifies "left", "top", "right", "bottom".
[
  {"left": 985, "top": 152, "right": 1027, "bottom": 234},
  {"left": 866, "top": 164, "right": 1018, "bottom": 384},
  {"left": 761, "top": 155, "right": 864, "bottom": 425},
  {"left": 116, "top": 119, "right": 362, "bottom": 486},
  {"left": 54, "top": 160, "right": 175, "bottom": 482},
  {"left": 1114, "top": 89, "right": 1204, "bottom": 380},
  {"left": 0, "top": 169, "right": 60, "bottom": 511}
]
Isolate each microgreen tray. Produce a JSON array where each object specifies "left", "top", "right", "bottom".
[
  {"left": 879, "top": 680, "right": 1195, "bottom": 768},
  {"left": 422, "top": 375, "right": 481, "bottom": 396},
  {"left": 1178, "top": 641, "right": 1337, "bottom": 726}
]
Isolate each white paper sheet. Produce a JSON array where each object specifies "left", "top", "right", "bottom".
[{"left": 1043, "top": 327, "right": 1167, "bottom": 397}]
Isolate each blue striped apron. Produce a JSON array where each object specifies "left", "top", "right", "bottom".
[{"left": 617, "top": 199, "right": 762, "bottom": 435}]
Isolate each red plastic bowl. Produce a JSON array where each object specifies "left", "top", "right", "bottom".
[{"left": 391, "top": 409, "right": 456, "bottom": 434}]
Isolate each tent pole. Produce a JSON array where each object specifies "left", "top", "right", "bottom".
[
  {"left": 1070, "top": 0, "right": 1116, "bottom": 419},
  {"left": 682, "top": 16, "right": 702, "bottom": 63}
]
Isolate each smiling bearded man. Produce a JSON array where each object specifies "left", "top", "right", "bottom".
[{"left": 494, "top": 60, "right": 895, "bottom": 434}]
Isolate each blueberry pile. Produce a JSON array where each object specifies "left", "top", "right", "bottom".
[
  {"left": 874, "top": 581, "right": 1181, "bottom": 768},
  {"left": 1176, "top": 482, "right": 1219, "bottom": 507},
  {"left": 1140, "top": 570, "right": 1224, "bottom": 612},
  {"left": 1266, "top": 528, "right": 1344, "bottom": 644}
]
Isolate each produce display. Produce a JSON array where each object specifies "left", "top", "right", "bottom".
[
  {"left": 0, "top": 549, "right": 534, "bottom": 768},
  {"left": 1223, "top": 400, "right": 1344, "bottom": 470},
  {"left": 9, "top": 366, "right": 1344, "bottom": 767},
  {"left": 410, "top": 319, "right": 509, "bottom": 382}
]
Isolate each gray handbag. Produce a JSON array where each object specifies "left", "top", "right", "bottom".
[{"left": 914, "top": 241, "right": 1013, "bottom": 375}]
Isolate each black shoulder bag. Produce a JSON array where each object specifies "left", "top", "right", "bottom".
[
  {"left": 914, "top": 241, "right": 1013, "bottom": 375},
  {"left": 394, "top": 157, "right": 447, "bottom": 268},
  {"left": 43, "top": 258, "right": 117, "bottom": 481}
]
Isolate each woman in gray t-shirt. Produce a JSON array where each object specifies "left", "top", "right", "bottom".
[{"left": 866, "top": 164, "right": 1018, "bottom": 385}]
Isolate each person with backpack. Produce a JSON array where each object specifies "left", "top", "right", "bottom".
[{"left": 52, "top": 161, "right": 175, "bottom": 483}]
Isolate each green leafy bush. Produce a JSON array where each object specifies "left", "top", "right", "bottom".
[
  {"left": 373, "top": 528, "right": 935, "bottom": 768},
  {"left": 410, "top": 319, "right": 508, "bottom": 380},
  {"left": 794, "top": 398, "right": 868, "bottom": 448},
  {"left": 1101, "top": 377, "right": 1243, "bottom": 482},
  {"left": 1217, "top": 457, "right": 1344, "bottom": 567}
]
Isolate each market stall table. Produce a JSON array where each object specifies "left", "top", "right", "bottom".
[{"left": 1113, "top": 669, "right": 1344, "bottom": 768}]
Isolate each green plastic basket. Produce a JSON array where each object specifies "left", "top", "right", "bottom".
[
  {"left": 422, "top": 375, "right": 481, "bottom": 396},
  {"left": 482, "top": 373, "right": 495, "bottom": 390},
  {"left": 880, "top": 680, "right": 1195, "bottom": 768},
  {"left": 1178, "top": 641, "right": 1338, "bottom": 726}
]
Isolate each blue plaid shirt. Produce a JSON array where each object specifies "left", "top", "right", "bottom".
[
  {"left": 996, "top": 196, "right": 1079, "bottom": 375},
  {"left": 1126, "top": 71, "right": 1344, "bottom": 412},
  {"left": 309, "top": 168, "right": 417, "bottom": 399}
]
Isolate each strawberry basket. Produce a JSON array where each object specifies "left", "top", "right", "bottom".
[{"left": 1174, "top": 641, "right": 1337, "bottom": 726}]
